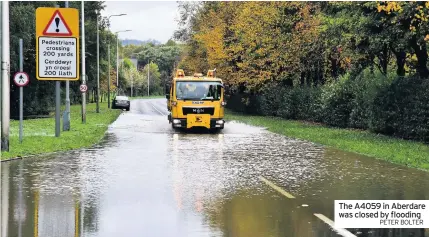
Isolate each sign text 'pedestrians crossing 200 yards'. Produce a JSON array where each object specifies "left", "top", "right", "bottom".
[
  {"left": 39, "top": 37, "right": 77, "bottom": 78},
  {"left": 36, "top": 7, "right": 79, "bottom": 81}
]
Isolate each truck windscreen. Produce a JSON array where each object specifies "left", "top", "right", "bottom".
[{"left": 175, "top": 81, "right": 222, "bottom": 101}]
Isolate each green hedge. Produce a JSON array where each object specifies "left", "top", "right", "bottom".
[
  {"left": 371, "top": 77, "right": 429, "bottom": 141},
  {"left": 226, "top": 70, "right": 429, "bottom": 142}
]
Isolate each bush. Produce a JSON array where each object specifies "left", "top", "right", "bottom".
[
  {"left": 295, "top": 87, "right": 323, "bottom": 122},
  {"left": 276, "top": 89, "right": 294, "bottom": 119},
  {"left": 225, "top": 70, "right": 429, "bottom": 142},
  {"left": 370, "top": 76, "right": 429, "bottom": 141},
  {"left": 320, "top": 74, "right": 356, "bottom": 128},
  {"left": 255, "top": 82, "right": 284, "bottom": 116},
  {"left": 349, "top": 70, "right": 393, "bottom": 129}
]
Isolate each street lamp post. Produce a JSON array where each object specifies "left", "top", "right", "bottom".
[
  {"left": 106, "top": 14, "right": 126, "bottom": 108},
  {"left": 116, "top": 32, "right": 119, "bottom": 93},
  {"left": 147, "top": 59, "right": 150, "bottom": 96},
  {"left": 96, "top": 10, "right": 100, "bottom": 113},
  {"left": 81, "top": 0, "right": 86, "bottom": 124},
  {"left": 115, "top": 29, "right": 131, "bottom": 95},
  {"left": 1, "top": 1, "right": 10, "bottom": 151}
]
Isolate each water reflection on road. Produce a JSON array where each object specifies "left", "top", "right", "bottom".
[{"left": 1, "top": 99, "right": 428, "bottom": 237}]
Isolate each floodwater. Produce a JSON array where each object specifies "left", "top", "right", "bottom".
[{"left": 1, "top": 99, "right": 428, "bottom": 237}]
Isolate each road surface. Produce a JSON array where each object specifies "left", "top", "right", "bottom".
[{"left": 1, "top": 98, "right": 429, "bottom": 237}]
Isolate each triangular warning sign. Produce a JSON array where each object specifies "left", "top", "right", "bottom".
[{"left": 42, "top": 10, "right": 72, "bottom": 36}]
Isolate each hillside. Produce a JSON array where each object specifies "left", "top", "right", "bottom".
[{"left": 121, "top": 38, "right": 161, "bottom": 46}]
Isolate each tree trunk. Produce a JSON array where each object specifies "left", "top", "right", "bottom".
[
  {"left": 391, "top": 48, "right": 406, "bottom": 77},
  {"left": 329, "top": 53, "right": 338, "bottom": 79},
  {"left": 306, "top": 69, "right": 312, "bottom": 86},
  {"left": 410, "top": 36, "right": 429, "bottom": 78},
  {"left": 300, "top": 71, "right": 305, "bottom": 86},
  {"left": 319, "top": 60, "right": 325, "bottom": 85},
  {"left": 396, "top": 51, "right": 406, "bottom": 77},
  {"left": 381, "top": 44, "right": 389, "bottom": 75}
]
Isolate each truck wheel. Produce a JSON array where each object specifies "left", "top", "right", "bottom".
[{"left": 126, "top": 106, "right": 130, "bottom": 111}]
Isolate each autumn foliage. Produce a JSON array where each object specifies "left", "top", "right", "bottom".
[
  {"left": 177, "top": 2, "right": 325, "bottom": 91},
  {"left": 176, "top": 1, "right": 429, "bottom": 91}
]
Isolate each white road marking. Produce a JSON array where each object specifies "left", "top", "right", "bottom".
[
  {"left": 143, "top": 99, "right": 166, "bottom": 116},
  {"left": 314, "top": 213, "right": 357, "bottom": 237},
  {"left": 259, "top": 176, "right": 356, "bottom": 237},
  {"left": 259, "top": 176, "right": 295, "bottom": 198},
  {"left": 153, "top": 103, "right": 167, "bottom": 116}
]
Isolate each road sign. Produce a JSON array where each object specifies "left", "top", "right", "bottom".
[
  {"left": 43, "top": 10, "right": 72, "bottom": 36},
  {"left": 80, "top": 84, "right": 87, "bottom": 92},
  {"left": 13, "top": 72, "right": 29, "bottom": 87},
  {"left": 36, "top": 7, "right": 79, "bottom": 81}
]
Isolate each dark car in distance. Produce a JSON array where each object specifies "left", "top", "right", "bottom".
[{"left": 112, "top": 95, "right": 130, "bottom": 111}]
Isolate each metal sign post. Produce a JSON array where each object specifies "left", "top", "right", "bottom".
[
  {"left": 79, "top": 84, "right": 87, "bottom": 93},
  {"left": 108, "top": 45, "right": 111, "bottom": 108},
  {"left": 81, "top": 1, "right": 86, "bottom": 124},
  {"left": 13, "top": 39, "right": 30, "bottom": 143},
  {"left": 35, "top": 7, "right": 80, "bottom": 137},
  {"left": 96, "top": 10, "right": 100, "bottom": 113},
  {"left": 63, "top": 0, "right": 71, "bottom": 131},
  {"left": 1, "top": 1, "right": 11, "bottom": 152},
  {"left": 147, "top": 60, "right": 149, "bottom": 96}
]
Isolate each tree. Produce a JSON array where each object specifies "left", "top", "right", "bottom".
[
  {"left": 376, "top": 1, "right": 429, "bottom": 78},
  {"left": 143, "top": 62, "right": 162, "bottom": 96},
  {"left": 120, "top": 42, "right": 183, "bottom": 91},
  {"left": 175, "top": 2, "right": 324, "bottom": 91}
]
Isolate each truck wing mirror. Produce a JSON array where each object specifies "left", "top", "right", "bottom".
[{"left": 166, "top": 94, "right": 170, "bottom": 99}]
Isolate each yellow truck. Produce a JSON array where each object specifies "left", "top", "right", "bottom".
[{"left": 166, "top": 69, "right": 226, "bottom": 131}]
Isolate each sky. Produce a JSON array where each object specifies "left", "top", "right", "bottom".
[{"left": 101, "top": 1, "right": 181, "bottom": 44}]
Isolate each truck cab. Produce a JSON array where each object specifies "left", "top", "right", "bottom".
[{"left": 166, "top": 69, "right": 226, "bottom": 131}]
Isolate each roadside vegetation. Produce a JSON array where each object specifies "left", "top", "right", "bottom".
[
  {"left": 175, "top": 1, "right": 429, "bottom": 168},
  {"left": 1, "top": 102, "right": 121, "bottom": 160}
]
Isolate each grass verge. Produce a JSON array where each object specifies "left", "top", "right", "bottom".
[
  {"left": 225, "top": 110, "right": 429, "bottom": 171},
  {"left": 1, "top": 102, "right": 121, "bottom": 160}
]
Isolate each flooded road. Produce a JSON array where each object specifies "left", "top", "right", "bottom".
[{"left": 1, "top": 98, "right": 429, "bottom": 237}]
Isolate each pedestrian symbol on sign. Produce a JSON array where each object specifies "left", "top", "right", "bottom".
[{"left": 13, "top": 72, "right": 30, "bottom": 87}]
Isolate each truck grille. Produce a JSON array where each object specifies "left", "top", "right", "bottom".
[{"left": 182, "top": 107, "right": 214, "bottom": 115}]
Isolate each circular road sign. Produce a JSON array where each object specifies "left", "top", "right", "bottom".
[
  {"left": 13, "top": 72, "right": 30, "bottom": 87},
  {"left": 80, "top": 84, "right": 88, "bottom": 92}
]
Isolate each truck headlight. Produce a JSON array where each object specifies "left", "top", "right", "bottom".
[
  {"left": 173, "top": 119, "right": 181, "bottom": 124},
  {"left": 216, "top": 120, "right": 224, "bottom": 124},
  {"left": 221, "top": 101, "right": 226, "bottom": 106}
]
